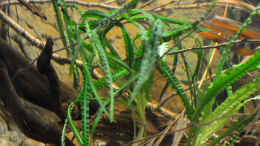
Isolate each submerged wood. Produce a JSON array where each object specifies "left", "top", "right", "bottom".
[
  {"left": 0, "top": 38, "right": 76, "bottom": 118},
  {"left": 0, "top": 61, "right": 74, "bottom": 145},
  {"left": 0, "top": 38, "right": 81, "bottom": 144},
  {"left": 0, "top": 38, "right": 176, "bottom": 145},
  {"left": 36, "top": 37, "right": 63, "bottom": 118}
]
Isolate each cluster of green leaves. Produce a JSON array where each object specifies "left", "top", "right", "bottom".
[
  {"left": 51, "top": 0, "right": 260, "bottom": 145},
  {"left": 190, "top": 3, "right": 260, "bottom": 145}
]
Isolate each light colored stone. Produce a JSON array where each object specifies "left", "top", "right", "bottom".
[
  {"left": 0, "top": 138, "right": 16, "bottom": 146},
  {"left": 3, "top": 131, "right": 26, "bottom": 144},
  {"left": 0, "top": 113, "right": 8, "bottom": 135},
  {"left": 22, "top": 138, "right": 46, "bottom": 146}
]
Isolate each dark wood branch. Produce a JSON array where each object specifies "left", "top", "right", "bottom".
[
  {"left": 37, "top": 38, "right": 63, "bottom": 117},
  {"left": 0, "top": 38, "right": 78, "bottom": 118},
  {"left": 0, "top": 61, "right": 74, "bottom": 146}
]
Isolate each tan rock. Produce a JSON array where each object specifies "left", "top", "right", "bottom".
[
  {"left": 67, "top": 132, "right": 80, "bottom": 146},
  {"left": 22, "top": 138, "right": 45, "bottom": 146},
  {"left": 0, "top": 113, "right": 8, "bottom": 135},
  {"left": 0, "top": 138, "right": 16, "bottom": 146}
]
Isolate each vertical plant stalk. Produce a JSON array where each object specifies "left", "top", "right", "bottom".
[
  {"left": 68, "top": 102, "right": 83, "bottom": 145},
  {"left": 129, "top": 19, "right": 163, "bottom": 104},
  {"left": 61, "top": 117, "right": 68, "bottom": 146},
  {"left": 82, "top": 66, "right": 90, "bottom": 146},
  {"left": 52, "top": 0, "right": 81, "bottom": 89},
  {"left": 158, "top": 55, "right": 178, "bottom": 102},
  {"left": 95, "top": 34, "right": 115, "bottom": 121},
  {"left": 51, "top": 0, "right": 70, "bottom": 50},
  {"left": 158, "top": 60, "right": 194, "bottom": 120},
  {"left": 82, "top": 10, "right": 115, "bottom": 121}
]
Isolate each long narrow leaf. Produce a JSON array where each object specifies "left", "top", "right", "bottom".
[
  {"left": 82, "top": 65, "right": 90, "bottom": 146},
  {"left": 81, "top": 59, "right": 110, "bottom": 117},
  {"left": 68, "top": 102, "right": 83, "bottom": 145},
  {"left": 195, "top": 76, "right": 260, "bottom": 145},
  {"left": 90, "top": 30, "right": 115, "bottom": 121},
  {"left": 94, "top": 69, "right": 129, "bottom": 90},
  {"left": 129, "top": 19, "right": 163, "bottom": 104},
  {"left": 194, "top": 50, "right": 260, "bottom": 121},
  {"left": 157, "top": 60, "right": 194, "bottom": 120},
  {"left": 119, "top": 24, "right": 135, "bottom": 68},
  {"left": 209, "top": 113, "right": 257, "bottom": 146}
]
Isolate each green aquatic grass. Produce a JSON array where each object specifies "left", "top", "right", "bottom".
[{"left": 50, "top": 0, "right": 260, "bottom": 145}]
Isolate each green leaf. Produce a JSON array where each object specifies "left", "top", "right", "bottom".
[
  {"left": 118, "top": 24, "right": 135, "bottom": 68},
  {"left": 209, "top": 112, "right": 257, "bottom": 146},
  {"left": 114, "top": 73, "right": 139, "bottom": 96},
  {"left": 193, "top": 50, "right": 260, "bottom": 122},
  {"left": 194, "top": 76, "right": 260, "bottom": 145},
  {"left": 101, "top": 36, "right": 121, "bottom": 59},
  {"left": 129, "top": 19, "right": 163, "bottom": 104},
  {"left": 94, "top": 69, "right": 130, "bottom": 90},
  {"left": 81, "top": 59, "right": 110, "bottom": 117},
  {"left": 82, "top": 65, "right": 90, "bottom": 146},
  {"left": 90, "top": 30, "right": 115, "bottom": 121},
  {"left": 82, "top": 9, "right": 110, "bottom": 19},
  {"left": 91, "top": 98, "right": 110, "bottom": 136},
  {"left": 68, "top": 101, "right": 83, "bottom": 145},
  {"left": 162, "top": 23, "right": 195, "bottom": 39},
  {"left": 157, "top": 60, "right": 194, "bottom": 120}
]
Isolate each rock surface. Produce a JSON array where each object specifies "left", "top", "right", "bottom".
[
  {"left": 22, "top": 138, "right": 46, "bottom": 146},
  {"left": 0, "top": 109, "right": 46, "bottom": 146}
]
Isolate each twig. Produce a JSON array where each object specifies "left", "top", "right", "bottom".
[
  {"left": 127, "top": 110, "right": 253, "bottom": 146},
  {"left": 126, "top": 114, "right": 181, "bottom": 146},
  {"left": 155, "top": 112, "right": 185, "bottom": 146},
  {"left": 17, "top": 0, "right": 47, "bottom": 20},
  {"left": 157, "top": 87, "right": 191, "bottom": 109},
  {"left": 0, "top": 9, "right": 44, "bottom": 48},
  {"left": 0, "top": 9, "right": 86, "bottom": 78},
  {"left": 148, "top": 0, "right": 176, "bottom": 11},
  {"left": 199, "top": 1, "right": 230, "bottom": 88},
  {"left": 150, "top": 0, "right": 258, "bottom": 14},
  {"left": 1, "top": 5, "right": 257, "bottom": 75},
  {"left": 198, "top": 48, "right": 217, "bottom": 88},
  {"left": 10, "top": 34, "right": 31, "bottom": 59},
  {"left": 140, "top": 0, "right": 156, "bottom": 9},
  {"left": 104, "top": 0, "right": 116, "bottom": 5},
  {"left": 0, "top": 0, "right": 119, "bottom": 10},
  {"left": 167, "top": 39, "right": 260, "bottom": 55},
  {"left": 160, "top": 0, "right": 218, "bottom": 59}
]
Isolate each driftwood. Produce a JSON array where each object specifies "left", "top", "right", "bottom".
[
  {"left": 0, "top": 62, "right": 74, "bottom": 145},
  {"left": 0, "top": 38, "right": 78, "bottom": 118},
  {"left": 0, "top": 38, "right": 76, "bottom": 145}
]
